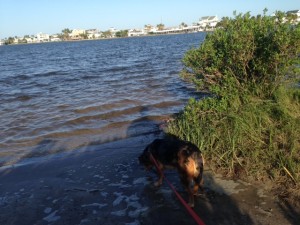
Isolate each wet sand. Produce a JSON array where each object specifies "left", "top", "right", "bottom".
[{"left": 0, "top": 134, "right": 299, "bottom": 225}]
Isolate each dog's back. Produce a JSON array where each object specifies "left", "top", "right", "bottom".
[{"left": 142, "top": 138, "right": 203, "bottom": 168}]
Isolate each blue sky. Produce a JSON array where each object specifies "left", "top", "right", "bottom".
[{"left": 0, "top": 0, "right": 299, "bottom": 38}]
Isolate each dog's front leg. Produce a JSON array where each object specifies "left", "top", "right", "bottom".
[
  {"left": 179, "top": 173, "right": 195, "bottom": 207},
  {"left": 154, "top": 172, "right": 163, "bottom": 186},
  {"left": 154, "top": 163, "right": 164, "bottom": 186},
  {"left": 187, "top": 187, "right": 195, "bottom": 207}
]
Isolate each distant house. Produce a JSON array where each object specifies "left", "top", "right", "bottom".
[
  {"left": 50, "top": 34, "right": 61, "bottom": 42},
  {"left": 70, "top": 29, "right": 86, "bottom": 40},
  {"left": 37, "top": 32, "right": 50, "bottom": 42},
  {"left": 86, "top": 29, "right": 102, "bottom": 39},
  {"left": 144, "top": 24, "right": 156, "bottom": 33},
  {"left": 24, "top": 35, "right": 38, "bottom": 43},
  {"left": 286, "top": 9, "right": 300, "bottom": 24},
  {"left": 152, "top": 26, "right": 182, "bottom": 34},
  {"left": 108, "top": 27, "right": 119, "bottom": 37},
  {"left": 13, "top": 38, "right": 19, "bottom": 44},
  {"left": 198, "top": 16, "right": 219, "bottom": 29},
  {"left": 128, "top": 29, "right": 145, "bottom": 37},
  {"left": 25, "top": 37, "right": 34, "bottom": 43}
]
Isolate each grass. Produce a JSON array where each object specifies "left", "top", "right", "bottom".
[{"left": 167, "top": 86, "right": 300, "bottom": 202}]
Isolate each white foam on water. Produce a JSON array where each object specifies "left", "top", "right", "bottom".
[
  {"left": 113, "top": 195, "right": 125, "bottom": 206},
  {"left": 44, "top": 207, "right": 52, "bottom": 214},
  {"left": 43, "top": 210, "right": 61, "bottom": 222},
  {"left": 81, "top": 203, "right": 108, "bottom": 209},
  {"left": 133, "top": 177, "right": 150, "bottom": 185},
  {"left": 111, "top": 208, "right": 127, "bottom": 217},
  {"left": 128, "top": 207, "right": 149, "bottom": 218},
  {"left": 101, "top": 191, "right": 108, "bottom": 197},
  {"left": 125, "top": 220, "right": 140, "bottom": 225}
]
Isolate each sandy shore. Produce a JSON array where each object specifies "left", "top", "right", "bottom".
[{"left": 0, "top": 133, "right": 299, "bottom": 225}]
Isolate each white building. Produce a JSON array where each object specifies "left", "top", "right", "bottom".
[
  {"left": 108, "top": 27, "right": 119, "bottom": 37},
  {"left": 286, "top": 10, "right": 300, "bottom": 24},
  {"left": 143, "top": 24, "right": 156, "bottom": 33},
  {"left": 86, "top": 29, "right": 102, "bottom": 39},
  {"left": 37, "top": 32, "right": 50, "bottom": 42},
  {"left": 25, "top": 37, "right": 34, "bottom": 43},
  {"left": 69, "top": 29, "right": 86, "bottom": 39},
  {"left": 198, "top": 16, "right": 219, "bottom": 29},
  {"left": 50, "top": 34, "right": 61, "bottom": 42},
  {"left": 128, "top": 29, "right": 145, "bottom": 37}
]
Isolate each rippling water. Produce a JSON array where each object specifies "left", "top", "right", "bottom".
[{"left": 0, "top": 33, "right": 205, "bottom": 165}]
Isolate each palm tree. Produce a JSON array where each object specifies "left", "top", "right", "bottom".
[
  {"left": 180, "top": 22, "right": 188, "bottom": 28},
  {"left": 156, "top": 23, "right": 165, "bottom": 31},
  {"left": 61, "top": 28, "right": 71, "bottom": 40}
]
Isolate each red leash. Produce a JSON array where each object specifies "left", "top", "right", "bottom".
[{"left": 150, "top": 153, "right": 206, "bottom": 225}]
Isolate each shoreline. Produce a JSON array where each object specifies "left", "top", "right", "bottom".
[
  {"left": 1, "top": 134, "right": 299, "bottom": 225},
  {"left": 1, "top": 31, "right": 206, "bottom": 46}
]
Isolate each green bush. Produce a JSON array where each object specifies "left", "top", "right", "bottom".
[
  {"left": 181, "top": 10, "right": 299, "bottom": 99},
  {"left": 168, "top": 10, "right": 300, "bottom": 200}
]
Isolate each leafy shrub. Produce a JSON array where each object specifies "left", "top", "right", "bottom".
[
  {"left": 181, "top": 10, "right": 300, "bottom": 99},
  {"left": 168, "top": 10, "right": 300, "bottom": 200}
]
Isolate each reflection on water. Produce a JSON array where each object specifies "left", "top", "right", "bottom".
[{"left": 0, "top": 33, "right": 205, "bottom": 165}]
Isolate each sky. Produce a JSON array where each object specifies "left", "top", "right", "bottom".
[{"left": 0, "top": 0, "right": 299, "bottom": 38}]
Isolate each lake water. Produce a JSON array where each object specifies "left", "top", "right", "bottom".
[{"left": 0, "top": 33, "right": 205, "bottom": 166}]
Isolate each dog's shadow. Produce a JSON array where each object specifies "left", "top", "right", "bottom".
[
  {"left": 140, "top": 170, "right": 254, "bottom": 225},
  {"left": 194, "top": 172, "right": 253, "bottom": 225}
]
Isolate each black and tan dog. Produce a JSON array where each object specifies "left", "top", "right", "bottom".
[{"left": 138, "top": 138, "right": 204, "bottom": 207}]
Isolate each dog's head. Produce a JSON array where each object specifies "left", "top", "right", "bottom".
[{"left": 138, "top": 147, "right": 153, "bottom": 170}]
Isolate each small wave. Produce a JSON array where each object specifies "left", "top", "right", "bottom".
[
  {"left": 15, "top": 95, "right": 33, "bottom": 101},
  {"left": 66, "top": 106, "right": 147, "bottom": 126},
  {"left": 151, "top": 101, "right": 183, "bottom": 109},
  {"left": 103, "top": 65, "right": 131, "bottom": 74},
  {"left": 81, "top": 75, "right": 100, "bottom": 80},
  {"left": 18, "top": 74, "right": 31, "bottom": 80},
  {"left": 68, "top": 100, "right": 180, "bottom": 126},
  {"left": 74, "top": 99, "right": 141, "bottom": 114},
  {"left": 34, "top": 70, "right": 60, "bottom": 77}
]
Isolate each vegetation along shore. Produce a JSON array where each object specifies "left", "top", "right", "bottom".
[{"left": 167, "top": 10, "right": 300, "bottom": 205}]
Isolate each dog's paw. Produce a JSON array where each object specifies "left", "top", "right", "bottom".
[
  {"left": 154, "top": 181, "right": 162, "bottom": 187},
  {"left": 194, "top": 192, "right": 204, "bottom": 197},
  {"left": 188, "top": 202, "right": 195, "bottom": 208}
]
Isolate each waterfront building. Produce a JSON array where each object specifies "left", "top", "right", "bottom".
[
  {"left": 25, "top": 37, "right": 34, "bottom": 43},
  {"left": 286, "top": 9, "right": 300, "bottom": 24},
  {"left": 108, "top": 27, "right": 120, "bottom": 37},
  {"left": 13, "top": 38, "right": 19, "bottom": 44},
  {"left": 197, "top": 16, "right": 219, "bottom": 30},
  {"left": 144, "top": 24, "right": 155, "bottom": 33},
  {"left": 128, "top": 29, "right": 145, "bottom": 37},
  {"left": 86, "top": 29, "right": 102, "bottom": 39},
  {"left": 50, "top": 34, "right": 62, "bottom": 42},
  {"left": 37, "top": 32, "right": 50, "bottom": 42},
  {"left": 70, "top": 29, "right": 86, "bottom": 40}
]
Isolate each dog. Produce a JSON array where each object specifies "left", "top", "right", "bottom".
[{"left": 138, "top": 138, "right": 204, "bottom": 207}]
